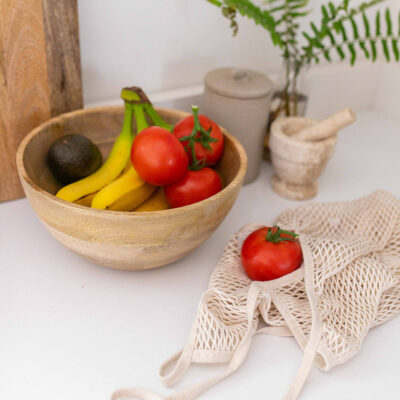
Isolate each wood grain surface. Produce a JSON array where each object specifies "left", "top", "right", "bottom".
[
  {"left": 42, "top": 0, "right": 82, "bottom": 116},
  {"left": 0, "top": 0, "right": 82, "bottom": 202}
]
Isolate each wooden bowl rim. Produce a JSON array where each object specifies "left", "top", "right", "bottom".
[{"left": 16, "top": 105, "right": 247, "bottom": 219}]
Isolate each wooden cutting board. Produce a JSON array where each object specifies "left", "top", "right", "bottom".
[{"left": 0, "top": 0, "right": 82, "bottom": 202}]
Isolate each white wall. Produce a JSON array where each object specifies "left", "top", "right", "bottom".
[
  {"left": 78, "top": 0, "right": 395, "bottom": 105},
  {"left": 78, "top": 0, "right": 280, "bottom": 104}
]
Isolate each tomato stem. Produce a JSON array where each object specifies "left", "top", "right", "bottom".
[
  {"left": 179, "top": 105, "right": 218, "bottom": 171},
  {"left": 265, "top": 226, "right": 299, "bottom": 243}
]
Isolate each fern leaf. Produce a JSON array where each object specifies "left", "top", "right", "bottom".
[
  {"left": 290, "top": 1, "right": 309, "bottom": 11},
  {"left": 363, "top": 12, "right": 370, "bottom": 38},
  {"left": 222, "top": 7, "right": 239, "bottom": 35},
  {"left": 270, "top": 31, "right": 281, "bottom": 45},
  {"left": 326, "top": 29, "right": 336, "bottom": 45},
  {"left": 398, "top": 10, "right": 400, "bottom": 36},
  {"left": 310, "top": 22, "right": 319, "bottom": 36},
  {"left": 288, "top": 11, "right": 309, "bottom": 18},
  {"left": 221, "top": 0, "right": 280, "bottom": 42},
  {"left": 328, "top": 2, "right": 336, "bottom": 18},
  {"left": 207, "top": 0, "right": 222, "bottom": 6},
  {"left": 306, "top": 23, "right": 324, "bottom": 48},
  {"left": 350, "top": 16, "right": 359, "bottom": 39},
  {"left": 323, "top": 49, "right": 332, "bottom": 61},
  {"left": 385, "top": 8, "right": 392, "bottom": 36},
  {"left": 348, "top": 43, "right": 356, "bottom": 65},
  {"left": 382, "top": 39, "right": 390, "bottom": 61},
  {"left": 392, "top": 39, "right": 400, "bottom": 61},
  {"left": 336, "top": 45, "right": 346, "bottom": 60},
  {"left": 376, "top": 10, "right": 381, "bottom": 36},
  {"left": 302, "top": 31, "right": 313, "bottom": 43},
  {"left": 334, "top": 20, "right": 348, "bottom": 42},
  {"left": 370, "top": 39, "right": 377, "bottom": 61},
  {"left": 321, "top": 5, "right": 329, "bottom": 21},
  {"left": 359, "top": 40, "right": 370, "bottom": 58},
  {"left": 268, "top": 5, "right": 285, "bottom": 13}
]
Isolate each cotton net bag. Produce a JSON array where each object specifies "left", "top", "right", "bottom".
[{"left": 112, "top": 190, "right": 400, "bottom": 400}]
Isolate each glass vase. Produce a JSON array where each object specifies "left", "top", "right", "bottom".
[{"left": 263, "top": 60, "right": 309, "bottom": 160}]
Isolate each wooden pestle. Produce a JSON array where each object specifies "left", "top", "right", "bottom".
[{"left": 295, "top": 108, "right": 356, "bottom": 141}]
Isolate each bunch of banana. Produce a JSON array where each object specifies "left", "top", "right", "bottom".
[
  {"left": 57, "top": 87, "right": 171, "bottom": 212},
  {"left": 133, "top": 187, "right": 169, "bottom": 212}
]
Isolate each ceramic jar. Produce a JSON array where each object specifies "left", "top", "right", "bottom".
[{"left": 203, "top": 68, "right": 273, "bottom": 184}]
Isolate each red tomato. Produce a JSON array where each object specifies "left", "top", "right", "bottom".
[
  {"left": 131, "top": 126, "right": 188, "bottom": 186},
  {"left": 164, "top": 167, "right": 222, "bottom": 208},
  {"left": 241, "top": 227, "right": 303, "bottom": 281},
  {"left": 173, "top": 115, "right": 224, "bottom": 165}
]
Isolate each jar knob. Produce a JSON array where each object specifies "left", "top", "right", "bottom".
[{"left": 231, "top": 69, "right": 249, "bottom": 82}]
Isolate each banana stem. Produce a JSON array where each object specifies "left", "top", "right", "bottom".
[
  {"left": 133, "top": 105, "right": 149, "bottom": 135},
  {"left": 120, "top": 102, "right": 135, "bottom": 139},
  {"left": 145, "top": 104, "right": 172, "bottom": 131}
]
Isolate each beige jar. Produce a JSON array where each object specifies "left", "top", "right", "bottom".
[{"left": 203, "top": 68, "right": 272, "bottom": 184}]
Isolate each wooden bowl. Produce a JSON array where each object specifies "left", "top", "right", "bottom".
[{"left": 16, "top": 106, "right": 247, "bottom": 270}]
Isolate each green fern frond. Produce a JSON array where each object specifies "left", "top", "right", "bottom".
[
  {"left": 386, "top": 8, "right": 392, "bottom": 35},
  {"left": 363, "top": 12, "right": 371, "bottom": 37},
  {"left": 350, "top": 16, "right": 359, "bottom": 39},
  {"left": 223, "top": 6, "right": 240, "bottom": 35},
  {"left": 348, "top": 42, "right": 356, "bottom": 64},
  {"left": 326, "top": 29, "right": 336, "bottom": 45},
  {"left": 376, "top": 10, "right": 381, "bottom": 36},
  {"left": 336, "top": 45, "right": 346, "bottom": 60},
  {"left": 382, "top": 38, "right": 390, "bottom": 60},
  {"left": 392, "top": 39, "right": 400, "bottom": 60},
  {"left": 205, "top": 0, "right": 400, "bottom": 119},
  {"left": 359, "top": 40, "right": 370, "bottom": 58},
  {"left": 371, "top": 39, "right": 378, "bottom": 61},
  {"left": 328, "top": 2, "right": 337, "bottom": 18},
  {"left": 206, "top": 0, "right": 283, "bottom": 44},
  {"left": 398, "top": 10, "right": 400, "bottom": 36},
  {"left": 321, "top": 5, "right": 330, "bottom": 22},
  {"left": 205, "top": 0, "right": 400, "bottom": 67},
  {"left": 301, "top": 0, "right": 400, "bottom": 66}
]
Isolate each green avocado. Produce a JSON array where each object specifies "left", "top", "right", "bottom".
[{"left": 47, "top": 134, "right": 102, "bottom": 184}]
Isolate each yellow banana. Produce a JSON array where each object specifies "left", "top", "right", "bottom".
[
  {"left": 72, "top": 159, "right": 131, "bottom": 207},
  {"left": 108, "top": 184, "right": 155, "bottom": 211},
  {"left": 56, "top": 88, "right": 141, "bottom": 202},
  {"left": 90, "top": 93, "right": 159, "bottom": 211},
  {"left": 57, "top": 87, "right": 173, "bottom": 209},
  {"left": 73, "top": 193, "right": 96, "bottom": 207},
  {"left": 133, "top": 187, "right": 169, "bottom": 212},
  {"left": 91, "top": 166, "right": 155, "bottom": 211}
]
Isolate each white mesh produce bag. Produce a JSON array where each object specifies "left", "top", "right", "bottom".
[{"left": 113, "top": 190, "right": 400, "bottom": 400}]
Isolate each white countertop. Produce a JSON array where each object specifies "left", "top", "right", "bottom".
[{"left": 1, "top": 109, "right": 400, "bottom": 400}]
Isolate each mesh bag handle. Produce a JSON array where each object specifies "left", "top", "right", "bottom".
[
  {"left": 111, "top": 283, "right": 263, "bottom": 400},
  {"left": 111, "top": 242, "right": 321, "bottom": 400}
]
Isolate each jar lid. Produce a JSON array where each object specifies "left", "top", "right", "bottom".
[{"left": 204, "top": 67, "right": 273, "bottom": 100}]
